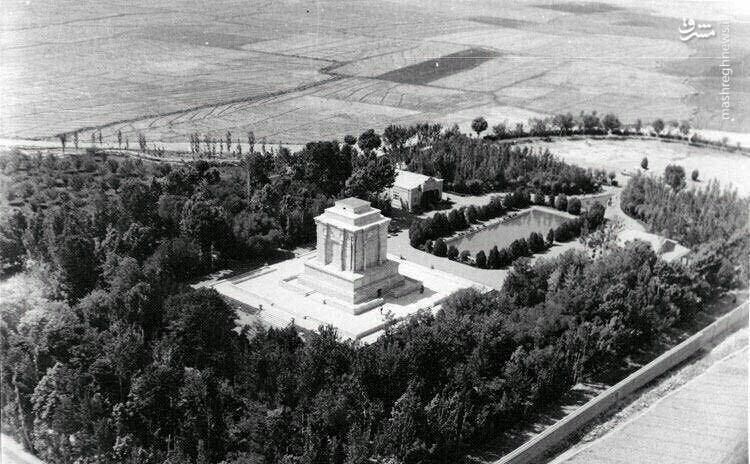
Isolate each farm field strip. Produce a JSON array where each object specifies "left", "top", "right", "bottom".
[{"left": 2, "top": 0, "right": 748, "bottom": 143}]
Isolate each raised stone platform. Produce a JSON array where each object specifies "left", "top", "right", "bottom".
[{"left": 213, "top": 253, "right": 486, "bottom": 341}]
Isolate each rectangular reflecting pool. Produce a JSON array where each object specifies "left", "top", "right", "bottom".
[{"left": 447, "top": 208, "right": 569, "bottom": 254}]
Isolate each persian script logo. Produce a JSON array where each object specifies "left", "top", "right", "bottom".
[{"left": 679, "top": 18, "right": 715, "bottom": 41}]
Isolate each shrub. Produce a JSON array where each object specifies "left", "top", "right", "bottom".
[
  {"left": 554, "top": 194, "right": 568, "bottom": 212},
  {"left": 547, "top": 228, "right": 555, "bottom": 246},
  {"left": 475, "top": 250, "right": 487, "bottom": 268},
  {"left": 447, "top": 245, "right": 459, "bottom": 260},
  {"left": 691, "top": 169, "right": 699, "bottom": 181},
  {"left": 459, "top": 250, "right": 471, "bottom": 262},
  {"left": 433, "top": 238, "right": 448, "bottom": 257},
  {"left": 641, "top": 157, "right": 648, "bottom": 170},
  {"left": 567, "top": 197, "right": 582, "bottom": 215}
]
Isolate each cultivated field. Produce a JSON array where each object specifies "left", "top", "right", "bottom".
[{"left": 1, "top": 0, "right": 748, "bottom": 146}]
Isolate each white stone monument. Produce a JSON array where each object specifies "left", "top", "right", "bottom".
[{"left": 297, "top": 197, "right": 418, "bottom": 314}]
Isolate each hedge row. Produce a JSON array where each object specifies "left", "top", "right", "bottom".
[
  {"left": 409, "top": 190, "right": 531, "bottom": 248},
  {"left": 409, "top": 190, "right": 586, "bottom": 249}
]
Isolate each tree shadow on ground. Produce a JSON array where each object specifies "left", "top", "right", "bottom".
[{"left": 469, "top": 386, "right": 600, "bottom": 462}]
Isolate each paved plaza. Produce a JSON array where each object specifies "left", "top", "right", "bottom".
[{"left": 213, "top": 252, "right": 486, "bottom": 341}]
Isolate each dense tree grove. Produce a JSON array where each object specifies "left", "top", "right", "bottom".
[
  {"left": 1, "top": 122, "right": 746, "bottom": 464},
  {"left": 405, "top": 136, "right": 599, "bottom": 195},
  {"left": 1, "top": 234, "right": 711, "bottom": 463},
  {"left": 0, "top": 140, "right": 395, "bottom": 277},
  {"left": 621, "top": 173, "right": 750, "bottom": 290}
]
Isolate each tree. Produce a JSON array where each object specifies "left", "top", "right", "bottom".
[
  {"left": 298, "top": 141, "right": 352, "bottom": 196},
  {"left": 679, "top": 120, "right": 690, "bottom": 136},
  {"left": 161, "top": 288, "right": 238, "bottom": 373},
  {"left": 487, "top": 246, "right": 500, "bottom": 269},
  {"left": 225, "top": 131, "right": 232, "bottom": 153},
  {"left": 0, "top": 209, "right": 27, "bottom": 274},
  {"left": 641, "top": 157, "right": 648, "bottom": 170},
  {"left": 498, "top": 248, "right": 512, "bottom": 267},
  {"left": 567, "top": 197, "right": 582, "bottom": 215},
  {"left": 180, "top": 198, "right": 231, "bottom": 266},
  {"left": 138, "top": 133, "right": 147, "bottom": 152},
  {"left": 492, "top": 122, "right": 508, "bottom": 139},
  {"left": 343, "top": 134, "right": 357, "bottom": 146},
  {"left": 581, "top": 111, "right": 600, "bottom": 133},
  {"left": 509, "top": 238, "right": 530, "bottom": 259},
  {"left": 240, "top": 151, "right": 269, "bottom": 199},
  {"left": 652, "top": 119, "right": 665, "bottom": 134},
  {"left": 664, "top": 164, "right": 686, "bottom": 191},
  {"left": 246, "top": 130, "right": 256, "bottom": 153},
  {"left": 602, "top": 113, "right": 621, "bottom": 133},
  {"left": 383, "top": 125, "right": 411, "bottom": 157},
  {"left": 73, "top": 132, "right": 79, "bottom": 150},
  {"left": 547, "top": 228, "right": 555, "bottom": 246},
  {"left": 433, "top": 238, "right": 448, "bottom": 257},
  {"left": 528, "top": 232, "right": 546, "bottom": 253},
  {"left": 475, "top": 250, "right": 487, "bottom": 268},
  {"left": 465, "top": 205, "right": 478, "bottom": 224},
  {"left": 344, "top": 152, "right": 394, "bottom": 200},
  {"left": 447, "top": 245, "right": 459, "bottom": 260},
  {"left": 691, "top": 169, "right": 699, "bottom": 181},
  {"left": 554, "top": 194, "right": 568, "bottom": 212},
  {"left": 634, "top": 119, "right": 643, "bottom": 133},
  {"left": 471, "top": 117, "right": 488, "bottom": 138},
  {"left": 117, "top": 130, "right": 122, "bottom": 148},
  {"left": 52, "top": 234, "right": 98, "bottom": 301},
  {"left": 448, "top": 209, "right": 467, "bottom": 232},
  {"left": 552, "top": 113, "right": 575, "bottom": 135},
  {"left": 58, "top": 133, "right": 67, "bottom": 152},
  {"left": 357, "top": 129, "right": 381, "bottom": 152}
]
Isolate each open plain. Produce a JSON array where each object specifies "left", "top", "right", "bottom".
[{"left": 2, "top": 0, "right": 748, "bottom": 146}]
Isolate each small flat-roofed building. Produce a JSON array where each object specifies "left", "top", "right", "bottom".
[
  {"left": 390, "top": 169, "right": 443, "bottom": 212},
  {"left": 617, "top": 229, "right": 692, "bottom": 265}
]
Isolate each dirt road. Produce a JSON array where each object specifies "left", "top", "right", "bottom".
[{"left": 551, "top": 338, "right": 748, "bottom": 464}]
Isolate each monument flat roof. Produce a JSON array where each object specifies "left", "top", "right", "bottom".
[{"left": 337, "top": 197, "right": 371, "bottom": 213}]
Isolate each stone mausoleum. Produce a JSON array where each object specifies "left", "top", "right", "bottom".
[{"left": 297, "top": 197, "right": 420, "bottom": 314}]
